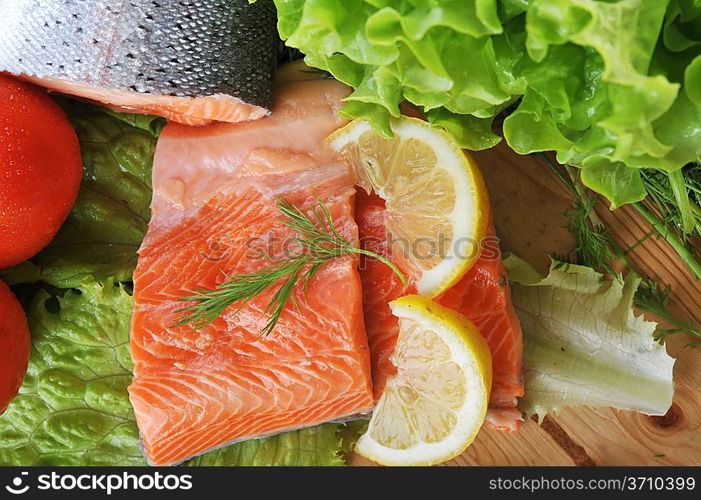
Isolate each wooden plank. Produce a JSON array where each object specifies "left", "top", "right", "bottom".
[
  {"left": 445, "top": 420, "right": 576, "bottom": 466},
  {"left": 473, "top": 144, "right": 576, "bottom": 274},
  {"left": 551, "top": 397, "right": 701, "bottom": 466}
]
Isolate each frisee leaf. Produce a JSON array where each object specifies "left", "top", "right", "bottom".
[
  {"left": 505, "top": 254, "right": 675, "bottom": 420},
  {"left": 174, "top": 197, "right": 406, "bottom": 335}
]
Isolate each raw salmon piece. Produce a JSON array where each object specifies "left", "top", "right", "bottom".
[
  {"left": 0, "top": 0, "right": 277, "bottom": 126},
  {"left": 356, "top": 191, "right": 524, "bottom": 431},
  {"left": 128, "top": 72, "right": 374, "bottom": 466}
]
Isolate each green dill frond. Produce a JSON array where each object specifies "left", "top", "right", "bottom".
[
  {"left": 634, "top": 279, "right": 701, "bottom": 346},
  {"left": 640, "top": 164, "right": 701, "bottom": 247},
  {"left": 567, "top": 196, "right": 618, "bottom": 276},
  {"left": 538, "top": 154, "right": 618, "bottom": 275}
]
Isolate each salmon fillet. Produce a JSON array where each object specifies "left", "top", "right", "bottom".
[
  {"left": 128, "top": 74, "right": 374, "bottom": 466},
  {"left": 356, "top": 191, "right": 524, "bottom": 432}
]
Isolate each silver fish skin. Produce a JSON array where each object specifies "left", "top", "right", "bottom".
[{"left": 0, "top": 0, "right": 278, "bottom": 123}]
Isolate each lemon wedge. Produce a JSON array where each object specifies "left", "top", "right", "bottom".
[
  {"left": 355, "top": 295, "right": 492, "bottom": 466},
  {"left": 327, "top": 117, "right": 489, "bottom": 297}
]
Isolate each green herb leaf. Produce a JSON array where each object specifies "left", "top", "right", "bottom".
[
  {"left": 580, "top": 157, "right": 646, "bottom": 210},
  {"left": 425, "top": 108, "right": 501, "bottom": 151},
  {"left": 634, "top": 279, "right": 701, "bottom": 346}
]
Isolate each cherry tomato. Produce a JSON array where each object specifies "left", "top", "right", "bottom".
[
  {"left": 0, "top": 279, "right": 30, "bottom": 414},
  {"left": 0, "top": 74, "right": 82, "bottom": 268}
]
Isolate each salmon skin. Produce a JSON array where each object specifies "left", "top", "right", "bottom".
[
  {"left": 356, "top": 191, "right": 524, "bottom": 432},
  {"left": 0, "top": 0, "right": 278, "bottom": 125},
  {"left": 128, "top": 68, "right": 374, "bottom": 466}
]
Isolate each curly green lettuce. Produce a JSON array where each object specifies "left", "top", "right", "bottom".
[
  {"left": 270, "top": 0, "right": 701, "bottom": 208},
  {"left": 505, "top": 255, "right": 675, "bottom": 419}
]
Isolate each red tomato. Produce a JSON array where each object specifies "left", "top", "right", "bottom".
[
  {"left": 0, "top": 279, "right": 30, "bottom": 414},
  {"left": 0, "top": 74, "right": 82, "bottom": 268}
]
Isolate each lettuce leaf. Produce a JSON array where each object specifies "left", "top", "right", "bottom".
[
  {"left": 504, "top": 255, "right": 675, "bottom": 419},
  {"left": 0, "top": 279, "right": 144, "bottom": 465},
  {"left": 1, "top": 101, "right": 159, "bottom": 288},
  {"left": 187, "top": 421, "right": 366, "bottom": 466},
  {"left": 271, "top": 0, "right": 701, "bottom": 208}
]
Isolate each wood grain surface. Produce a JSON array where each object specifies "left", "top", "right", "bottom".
[{"left": 350, "top": 142, "right": 701, "bottom": 466}]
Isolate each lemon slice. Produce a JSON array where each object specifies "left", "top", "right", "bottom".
[
  {"left": 355, "top": 295, "right": 492, "bottom": 466},
  {"left": 327, "top": 117, "right": 489, "bottom": 297}
]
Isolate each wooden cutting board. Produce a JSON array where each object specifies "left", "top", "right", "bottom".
[{"left": 350, "top": 143, "right": 701, "bottom": 466}]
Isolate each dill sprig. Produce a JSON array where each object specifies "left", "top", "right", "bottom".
[
  {"left": 539, "top": 154, "right": 701, "bottom": 347},
  {"left": 538, "top": 154, "right": 619, "bottom": 275},
  {"left": 641, "top": 166, "right": 701, "bottom": 239},
  {"left": 637, "top": 165, "right": 701, "bottom": 279},
  {"left": 173, "top": 198, "right": 406, "bottom": 336},
  {"left": 634, "top": 279, "right": 701, "bottom": 347}
]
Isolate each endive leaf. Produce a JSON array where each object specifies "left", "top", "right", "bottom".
[{"left": 504, "top": 255, "right": 675, "bottom": 419}]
